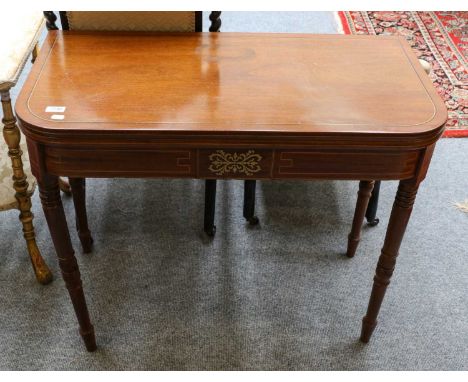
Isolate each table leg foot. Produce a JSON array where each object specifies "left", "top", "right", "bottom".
[
  {"left": 69, "top": 178, "right": 94, "bottom": 253},
  {"left": 80, "top": 325, "right": 97, "bottom": 352},
  {"left": 79, "top": 235, "right": 94, "bottom": 254},
  {"left": 39, "top": 175, "right": 96, "bottom": 351},
  {"left": 360, "top": 317, "right": 377, "bottom": 343},
  {"left": 346, "top": 237, "right": 359, "bottom": 259},
  {"left": 360, "top": 179, "right": 419, "bottom": 343},
  {"left": 346, "top": 180, "right": 374, "bottom": 258}
]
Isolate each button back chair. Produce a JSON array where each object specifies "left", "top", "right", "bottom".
[
  {"left": 42, "top": 11, "right": 222, "bottom": 252},
  {"left": 1, "top": 12, "right": 51, "bottom": 284}
]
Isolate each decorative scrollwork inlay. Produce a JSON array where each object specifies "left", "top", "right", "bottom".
[{"left": 208, "top": 150, "right": 262, "bottom": 176}]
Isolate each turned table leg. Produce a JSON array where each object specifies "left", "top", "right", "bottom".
[
  {"left": 360, "top": 179, "right": 419, "bottom": 343},
  {"left": 1, "top": 91, "right": 53, "bottom": 284},
  {"left": 38, "top": 174, "right": 96, "bottom": 351},
  {"left": 69, "top": 178, "right": 93, "bottom": 253},
  {"left": 346, "top": 180, "right": 375, "bottom": 258},
  {"left": 243, "top": 180, "right": 259, "bottom": 225}
]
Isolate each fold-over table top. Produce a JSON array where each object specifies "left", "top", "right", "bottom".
[{"left": 16, "top": 31, "right": 447, "bottom": 138}]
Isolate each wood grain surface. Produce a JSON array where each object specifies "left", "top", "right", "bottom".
[{"left": 17, "top": 31, "right": 446, "bottom": 138}]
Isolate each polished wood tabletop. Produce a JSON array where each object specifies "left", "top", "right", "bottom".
[
  {"left": 16, "top": 31, "right": 447, "bottom": 352},
  {"left": 19, "top": 31, "right": 445, "bottom": 135}
]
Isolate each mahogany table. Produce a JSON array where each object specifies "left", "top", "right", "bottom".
[{"left": 16, "top": 31, "right": 447, "bottom": 351}]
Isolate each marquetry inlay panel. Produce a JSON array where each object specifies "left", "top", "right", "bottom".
[
  {"left": 207, "top": 150, "right": 262, "bottom": 176},
  {"left": 198, "top": 149, "right": 273, "bottom": 179}
]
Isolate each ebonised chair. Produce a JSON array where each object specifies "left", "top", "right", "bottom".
[
  {"left": 42, "top": 11, "right": 222, "bottom": 252},
  {"left": 243, "top": 179, "right": 379, "bottom": 226}
]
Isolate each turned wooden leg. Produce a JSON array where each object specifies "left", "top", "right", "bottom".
[
  {"left": 204, "top": 179, "right": 217, "bottom": 236},
  {"left": 69, "top": 178, "right": 93, "bottom": 253},
  {"left": 1, "top": 91, "right": 53, "bottom": 284},
  {"left": 346, "top": 180, "right": 375, "bottom": 258},
  {"left": 366, "top": 180, "right": 381, "bottom": 226},
  {"left": 360, "top": 179, "right": 419, "bottom": 343},
  {"left": 38, "top": 174, "right": 96, "bottom": 351},
  {"left": 209, "top": 11, "right": 222, "bottom": 32},
  {"left": 243, "top": 180, "right": 259, "bottom": 225}
]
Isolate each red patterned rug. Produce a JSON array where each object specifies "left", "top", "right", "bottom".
[{"left": 337, "top": 11, "right": 468, "bottom": 137}]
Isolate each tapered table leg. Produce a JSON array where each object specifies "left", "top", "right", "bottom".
[
  {"left": 346, "top": 180, "right": 375, "bottom": 258},
  {"left": 360, "top": 179, "right": 419, "bottom": 343},
  {"left": 204, "top": 179, "right": 217, "bottom": 236},
  {"left": 243, "top": 180, "right": 259, "bottom": 225},
  {"left": 38, "top": 175, "right": 96, "bottom": 351},
  {"left": 69, "top": 178, "right": 93, "bottom": 253}
]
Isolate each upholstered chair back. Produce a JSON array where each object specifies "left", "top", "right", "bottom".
[{"left": 61, "top": 11, "right": 202, "bottom": 32}]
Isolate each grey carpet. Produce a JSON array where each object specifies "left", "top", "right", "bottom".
[{"left": 1, "top": 12, "right": 467, "bottom": 370}]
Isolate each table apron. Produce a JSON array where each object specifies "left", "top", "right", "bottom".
[{"left": 43, "top": 146, "right": 422, "bottom": 180}]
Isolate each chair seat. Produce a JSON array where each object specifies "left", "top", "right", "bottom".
[
  {"left": 0, "top": 136, "right": 36, "bottom": 211},
  {"left": 0, "top": 11, "right": 44, "bottom": 91}
]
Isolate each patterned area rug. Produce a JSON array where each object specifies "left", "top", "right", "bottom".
[{"left": 337, "top": 11, "right": 468, "bottom": 137}]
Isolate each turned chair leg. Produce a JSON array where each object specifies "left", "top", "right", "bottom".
[
  {"left": 204, "top": 179, "right": 217, "bottom": 236},
  {"left": 243, "top": 180, "right": 259, "bottom": 225},
  {"left": 69, "top": 178, "right": 93, "bottom": 253},
  {"left": 1, "top": 91, "right": 53, "bottom": 285},
  {"left": 38, "top": 174, "right": 96, "bottom": 351},
  {"left": 346, "top": 180, "right": 375, "bottom": 258},
  {"left": 365, "top": 180, "right": 381, "bottom": 226}
]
